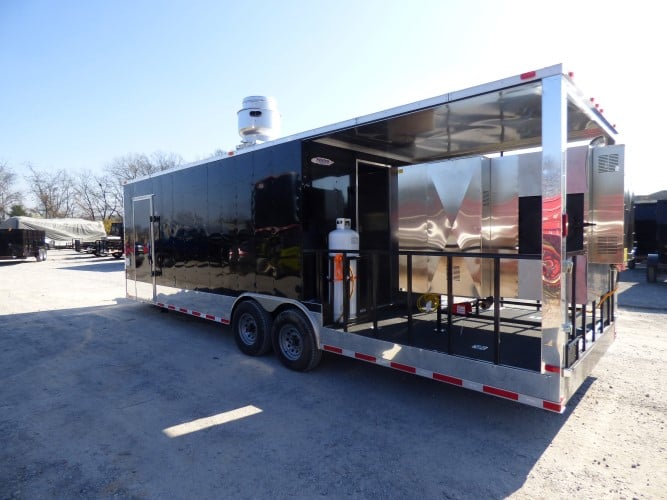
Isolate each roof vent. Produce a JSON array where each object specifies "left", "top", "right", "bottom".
[{"left": 237, "top": 96, "right": 280, "bottom": 149}]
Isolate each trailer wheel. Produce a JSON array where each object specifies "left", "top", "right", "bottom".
[
  {"left": 232, "top": 300, "right": 273, "bottom": 356},
  {"left": 272, "top": 309, "right": 321, "bottom": 372}
]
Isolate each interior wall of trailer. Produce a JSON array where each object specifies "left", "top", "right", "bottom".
[{"left": 301, "top": 142, "right": 400, "bottom": 308}]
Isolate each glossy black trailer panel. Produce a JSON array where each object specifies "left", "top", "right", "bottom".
[{"left": 125, "top": 142, "right": 304, "bottom": 308}]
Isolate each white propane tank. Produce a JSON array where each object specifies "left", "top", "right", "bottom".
[
  {"left": 237, "top": 96, "right": 280, "bottom": 146},
  {"left": 328, "top": 218, "right": 360, "bottom": 322}
]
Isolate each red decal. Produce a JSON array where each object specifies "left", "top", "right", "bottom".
[
  {"left": 542, "top": 400, "right": 563, "bottom": 413},
  {"left": 544, "top": 364, "right": 561, "bottom": 374},
  {"left": 390, "top": 362, "right": 416, "bottom": 374},
  {"left": 520, "top": 70, "right": 537, "bottom": 80},
  {"left": 432, "top": 372, "right": 463, "bottom": 386},
  {"left": 483, "top": 385, "right": 519, "bottom": 401},
  {"left": 355, "top": 352, "right": 376, "bottom": 363},
  {"left": 323, "top": 345, "right": 343, "bottom": 354},
  {"left": 205, "top": 314, "right": 216, "bottom": 320}
]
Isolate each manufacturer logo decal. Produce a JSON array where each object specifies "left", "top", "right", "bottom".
[{"left": 311, "top": 157, "right": 334, "bottom": 166}]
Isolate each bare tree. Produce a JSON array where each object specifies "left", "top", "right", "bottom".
[
  {"left": 104, "top": 151, "right": 183, "bottom": 219},
  {"left": 25, "top": 165, "right": 75, "bottom": 218},
  {"left": 0, "top": 161, "right": 22, "bottom": 219},
  {"left": 72, "top": 170, "right": 121, "bottom": 221},
  {"left": 105, "top": 151, "right": 183, "bottom": 182},
  {"left": 73, "top": 170, "right": 101, "bottom": 220}
]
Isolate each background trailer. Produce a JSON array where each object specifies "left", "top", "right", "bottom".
[
  {"left": 0, "top": 228, "right": 47, "bottom": 261},
  {"left": 0, "top": 216, "right": 106, "bottom": 249},
  {"left": 124, "top": 64, "right": 625, "bottom": 412}
]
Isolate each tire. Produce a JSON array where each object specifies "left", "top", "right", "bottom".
[
  {"left": 647, "top": 264, "right": 657, "bottom": 283},
  {"left": 272, "top": 308, "right": 322, "bottom": 371},
  {"left": 41, "top": 248, "right": 47, "bottom": 261},
  {"left": 627, "top": 259, "right": 635, "bottom": 270},
  {"left": 232, "top": 300, "right": 273, "bottom": 356}
]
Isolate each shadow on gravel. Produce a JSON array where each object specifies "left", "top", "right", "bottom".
[
  {"left": 617, "top": 265, "right": 667, "bottom": 312},
  {"left": 64, "top": 260, "right": 125, "bottom": 273},
  {"left": 1, "top": 301, "right": 592, "bottom": 499},
  {"left": 0, "top": 261, "right": 28, "bottom": 267}
]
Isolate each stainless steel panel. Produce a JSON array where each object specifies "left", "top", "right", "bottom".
[
  {"left": 396, "top": 165, "right": 428, "bottom": 249},
  {"left": 487, "top": 157, "right": 518, "bottom": 252},
  {"left": 426, "top": 158, "right": 485, "bottom": 252},
  {"left": 487, "top": 157, "right": 519, "bottom": 297},
  {"left": 518, "top": 259, "right": 542, "bottom": 300},
  {"left": 540, "top": 74, "right": 568, "bottom": 374},
  {"left": 566, "top": 254, "right": 588, "bottom": 305},
  {"left": 567, "top": 146, "right": 588, "bottom": 194},
  {"left": 397, "top": 165, "right": 429, "bottom": 291},
  {"left": 398, "top": 157, "right": 486, "bottom": 296},
  {"left": 318, "top": 327, "right": 562, "bottom": 402},
  {"left": 588, "top": 145, "right": 625, "bottom": 264},
  {"left": 586, "top": 263, "right": 611, "bottom": 302},
  {"left": 517, "top": 152, "right": 542, "bottom": 197}
]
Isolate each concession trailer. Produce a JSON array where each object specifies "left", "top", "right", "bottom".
[{"left": 123, "top": 64, "right": 625, "bottom": 412}]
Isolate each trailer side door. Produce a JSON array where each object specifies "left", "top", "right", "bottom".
[{"left": 127, "top": 195, "right": 157, "bottom": 301}]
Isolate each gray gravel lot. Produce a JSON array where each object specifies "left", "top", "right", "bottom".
[{"left": 1, "top": 250, "right": 666, "bottom": 499}]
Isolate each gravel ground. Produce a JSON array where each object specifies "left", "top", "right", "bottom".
[{"left": 0, "top": 250, "right": 665, "bottom": 499}]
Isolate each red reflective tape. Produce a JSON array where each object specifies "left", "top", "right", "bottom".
[
  {"left": 220, "top": 318, "right": 230, "bottom": 325},
  {"left": 205, "top": 314, "right": 216, "bottom": 320},
  {"left": 179, "top": 308, "right": 188, "bottom": 313},
  {"left": 520, "top": 70, "right": 537, "bottom": 80},
  {"left": 543, "top": 400, "right": 563, "bottom": 412},
  {"left": 433, "top": 372, "right": 463, "bottom": 386},
  {"left": 390, "top": 361, "right": 416, "bottom": 374},
  {"left": 167, "top": 305, "right": 176, "bottom": 310},
  {"left": 192, "top": 311, "right": 201, "bottom": 317},
  {"left": 355, "top": 352, "right": 376, "bottom": 363},
  {"left": 323, "top": 345, "right": 343, "bottom": 354},
  {"left": 483, "top": 385, "right": 519, "bottom": 401},
  {"left": 157, "top": 302, "right": 165, "bottom": 307},
  {"left": 545, "top": 364, "right": 561, "bottom": 374}
]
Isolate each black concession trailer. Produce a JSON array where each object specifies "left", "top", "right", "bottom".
[
  {"left": 632, "top": 200, "right": 667, "bottom": 282},
  {"left": 0, "top": 228, "right": 47, "bottom": 262},
  {"left": 124, "top": 64, "right": 625, "bottom": 412}
]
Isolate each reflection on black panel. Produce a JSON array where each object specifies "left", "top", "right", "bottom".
[
  {"left": 253, "top": 172, "right": 301, "bottom": 285},
  {"left": 519, "top": 196, "right": 542, "bottom": 255},
  {"left": 127, "top": 141, "right": 303, "bottom": 301},
  {"left": 566, "top": 193, "right": 584, "bottom": 253}
]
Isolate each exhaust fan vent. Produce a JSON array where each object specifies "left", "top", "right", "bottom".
[{"left": 596, "top": 153, "right": 620, "bottom": 174}]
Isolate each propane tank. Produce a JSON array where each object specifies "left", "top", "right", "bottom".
[{"left": 328, "top": 218, "right": 359, "bottom": 322}]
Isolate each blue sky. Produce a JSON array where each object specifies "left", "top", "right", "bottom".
[{"left": 0, "top": 0, "right": 663, "bottom": 199}]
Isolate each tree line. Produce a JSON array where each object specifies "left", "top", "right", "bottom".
[{"left": 0, "top": 152, "right": 183, "bottom": 221}]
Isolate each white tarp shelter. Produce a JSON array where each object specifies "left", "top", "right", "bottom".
[{"left": 0, "top": 217, "right": 106, "bottom": 245}]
